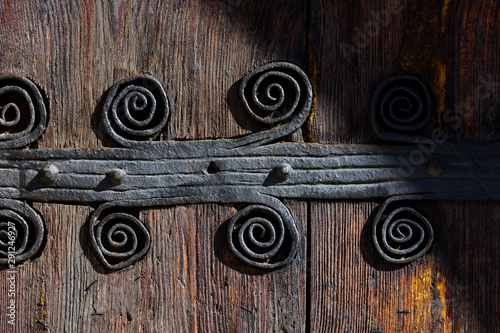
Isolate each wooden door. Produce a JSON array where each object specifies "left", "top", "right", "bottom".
[{"left": 0, "top": 1, "right": 499, "bottom": 332}]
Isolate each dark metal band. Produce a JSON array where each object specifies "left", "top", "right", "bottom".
[
  {"left": 1, "top": 141, "right": 499, "bottom": 203},
  {"left": 0, "top": 63, "right": 496, "bottom": 270}
]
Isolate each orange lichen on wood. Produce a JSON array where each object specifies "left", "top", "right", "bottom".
[
  {"left": 412, "top": 266, "right": 432, "bottom": 330},
  {"left": 397, "top": 0, "right": 449, "bottom": 129},
  {"left": 33, "top": 277, "right": 48, "bottom": 333},
  {"left": 436, "top": 271, "right": 454, "bottom": 333}
]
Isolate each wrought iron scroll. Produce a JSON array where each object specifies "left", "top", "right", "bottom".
[
  {"left": 371, "top": 75, "right": 433, "bottom": 143},
  {"left": 90, "top": 209, "right": 151, "bottom": 270},
  {"left": 371, "top": 196, "right": 434, "bottom": 264},
  {"left": 227, "top": 204, "right": 298, "bottom": 269},
  {"left": 0, "top": 75, "right": 48, "bottom": 149},
  {"left": 235, "top": 62, "right": 312, "bottom": 147},
  {"left": 101, "top": 75, "right": 170, "bottom": 147},
  {"left": 0, "top": 64, "right": 499, "bottom": 270},
  {"left": 0, "top": 199, "right": 44, "bottom": 265}
]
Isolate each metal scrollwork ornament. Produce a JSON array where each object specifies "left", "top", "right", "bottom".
[
  {"left": 89, "top": 209, "right": 151, "bottom": 270},
  {"left": 1, "top": 64, "right": 500, "bottom": 272},
  {"left": 227, "top": 204, "right": 299, "bottom": 269},
  {"left": 240, "top": 62, "right": 310, "bottom": 125},
  {"left": 372, "top": 75, "right": 432, "bottom": 142},
  {"left": 371, "top": 197, "right": 434, "bottom": 264},
  {"left": 0, "top": 75, "right": 48, "bottom": 149},
  {"left": 235, "top": 62, "right": 313, "bottom": 147},
  {"left": 101, "top": 75, "right": 170, "bottom": 146},
  {"left": 0, "top": 199, "right": 44, "bottom": 265}
]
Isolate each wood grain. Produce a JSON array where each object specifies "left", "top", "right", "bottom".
[
  {"left": 0, "top": 1, "right": 307, "bottom": 332},
  {"left": 0, "top": 0, "right": 307, "bottom": 149},
  {"left": 309, "top": 0, "right": 500, "bottom": 332},
  {"left": 1, "top": 201, "right": 307, "bottom": 332},
  {"left": 6, "top": 202, "right": 305, "bottom": 332},
  {"left": 309, "top": 0, "right": 500, "bottom": 144},
  {"left": 0, "top": 0, "right": 499, "bottom": 332},
  {"left": 308, "top": 0, "right": 406, "bottom": 144},
  {"left": 308, "top": 201, "right": 500, "bottom": 332}
]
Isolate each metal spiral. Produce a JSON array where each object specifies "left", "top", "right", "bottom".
[
  {"left": 372, "top": 206, "right": 433, "bottom": 264},
  {"left": 227, "top": 204, "right": 298, "bottom": 269},
  {"left": 240, "top": 62, "right": 312, "bottom": 125},
  {"left": 0, "top": 199, "right": 44, "bottom": 265},
  {"left": 90, "top": 211, "right": 151, "bottom": 270},
  {"left": 0, "top": 101, "right": 21, "bottom": 127},
  {"left": 372, "top": 75, "right": 432, "bottom": 135},
  {"left": 102, "top": 75, "right": 170, "bottom": 146},
  {"left": 0, "top": 75, "right": 48, "bottom": 149}
]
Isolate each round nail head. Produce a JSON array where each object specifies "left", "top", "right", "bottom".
[
  {"left": 276, "top": 163, "right": 292, "bottom": 180},
  {"left": 41, "top": 164, "right": 59, "bottom": 183},
  {"left": 427, "top": 159, "right": 447, "bottom": 177},
  {"left": 110, "top": 168, "right": 126, "bottom": 185}
]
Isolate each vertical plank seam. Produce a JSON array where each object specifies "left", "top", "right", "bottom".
[
  {"left": 305, "top": 0, "right": 314, "bottom": 331},
  {"left": 303, "top": 0, "right": 318, "bottom": 144},
  {"left": 305, "top": 200, "right": 312, "bottom": 332}
]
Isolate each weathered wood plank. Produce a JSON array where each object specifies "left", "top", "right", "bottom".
[
  {"left": 4, "top": 202, "right": 305, "bottom": 332},
  {"left": 0, "top": 0, "right": 307, "bottom": 332},
  {"left": 310, "top": 0, "right": 500, "bottom": 331},
  {"left": 308, "top": 201, "right": 500, "bottom": 332},
  {"left": 308, "top": 0, "right": 405, "bottom": 144},
  {"left": 0, "top": 1, "right": 307, "bottom": 150},
  {"left": 0, "top": 204, "right": 95, "bottom": 332},
  {"left": 309, "top": 0, "right": 500, "bottom": 144},
  {"left": 140, "top": 202, "right": 306, "bottom": 333}
]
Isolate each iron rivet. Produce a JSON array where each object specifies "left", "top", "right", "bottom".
[
  {"left": 427, "top": 159, "right": 447, "bottom": 177},
  {"left": 276, "top": 163, "right": 292, "bottom": 180},
  {"left": 109, "top": 168, "right": 126, "bottom": 185},
  {"left": 41, "top": 164, "right": 59, "bottom": 183}
]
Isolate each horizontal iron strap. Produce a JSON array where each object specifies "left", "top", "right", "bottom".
[
  {"left": 4, "top": 179, "right": 498, "bottom": 203},
  {"left": 2, "top": 141, "right": 500, "bottom": 160},
  {"left": 0, "top": 142, "right": 498, "bottom": 203}
]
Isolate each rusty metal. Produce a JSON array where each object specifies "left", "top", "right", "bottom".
[
  {"left": 275, "top": 163, "right": 292, "bottom": 180},
  {"left": 236, "top": 62, "right": 313, "bottom": 147},
  {"left": 91, "top": 211, "right": 151, "bottom": 270},
  {"left": 109, "top": 168, "right": 126, "bottom": 185},
  {"left": 4, "top": 142, "right": 500, "bottom": 203},
  {"left": 0, "top": 63, "right": 498, "bottom": 269},
  {"left": 240, "top": 62, "right": 311, "bottom": 125},
  {"left": 40, "top": 164, "right": 59, "bottom": 184}
]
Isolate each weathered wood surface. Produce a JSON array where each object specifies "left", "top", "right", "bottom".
[
  {"left": 308, "top": 201, "right": 500, "bottom": 332},
  {"left": 310, "top": 0, "right": 500, "bottom": 145},
  {"left": 29, "top": 202, "right": 306, "bottom": 332},
  {"left": 0, "top": 1, "right": 308, "bottom": 332},
  {"left": 0, "top": 0, "right": 499, "bottom": 332},
  {"left": 309, "top": 0, "right": 500, "bottom": 332}
]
